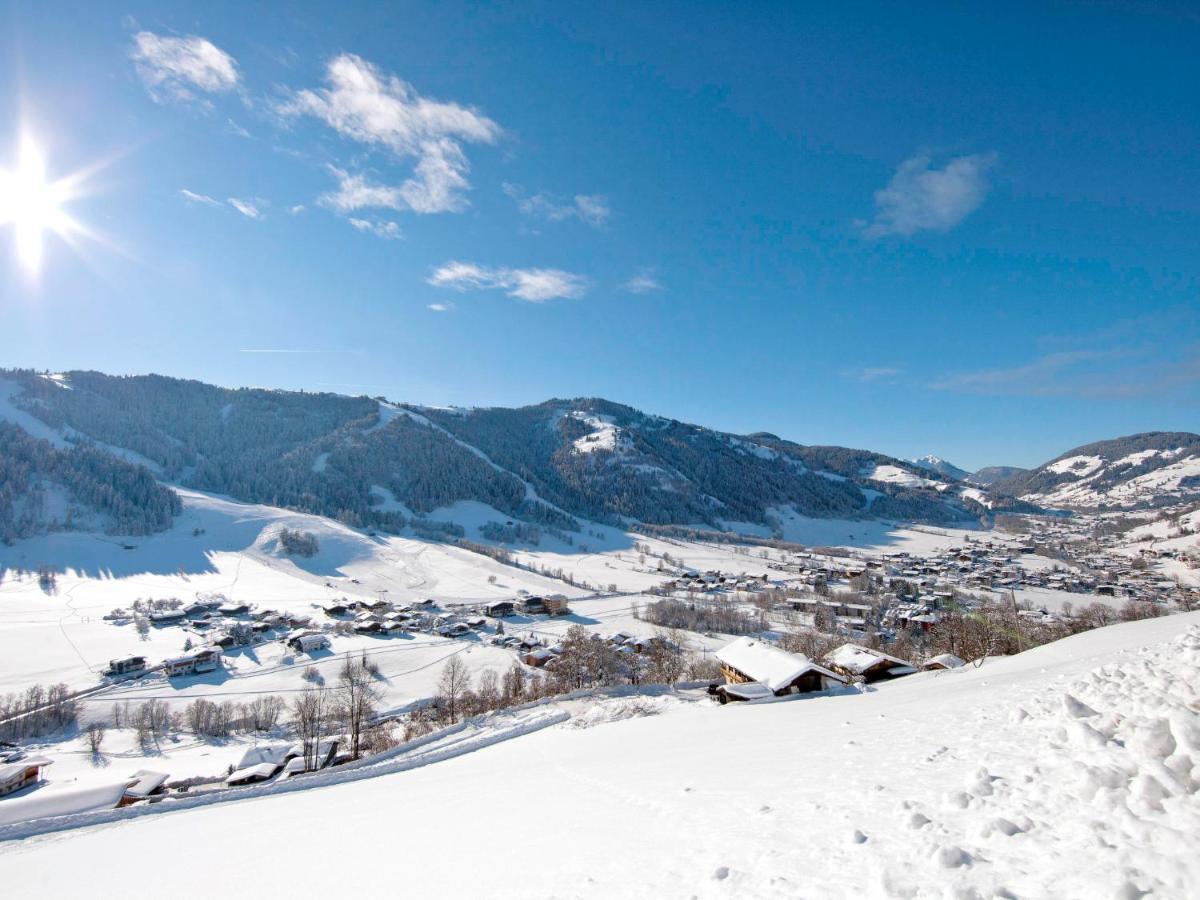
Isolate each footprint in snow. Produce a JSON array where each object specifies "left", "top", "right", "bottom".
[
  {"left": 934, "top": 845, "right": 972, "bottom": 868},
  {"left": 713, "top": 866, "right": 731, "bottom": 881},
  {"left": 852, "top": 829, "right": 868, "bottom": 844},
  {"left": 908, "top": 812, "right": 932, "bottom": 829}
]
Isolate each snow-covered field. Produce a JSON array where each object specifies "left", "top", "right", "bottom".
[{"left": 3, "top": 613, "right": 1196, "bottom": 898}]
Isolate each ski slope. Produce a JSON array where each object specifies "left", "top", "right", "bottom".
[{"left": 3, "top": 613, "right": 1196, "bottom": 899}]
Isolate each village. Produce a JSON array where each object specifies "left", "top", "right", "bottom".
[{"left": 1, "top": 502, "right": 1198, "bottom": 830}]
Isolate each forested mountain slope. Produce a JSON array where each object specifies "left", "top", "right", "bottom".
[
  {"left": 0, "top": 370, "right": 982, "bottom": 537},
  {"left": 0, "top": 422, "right": 181, "bottom": 543}
]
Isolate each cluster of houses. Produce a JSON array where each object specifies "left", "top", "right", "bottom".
[
  {"left": 709, "top": 635, "right": 963, "bottom": 704},
  {"left": 512, "top": 630, "right": 677, "bottom": 669}
]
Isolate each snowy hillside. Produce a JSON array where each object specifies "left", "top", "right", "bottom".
[
  {"left": 3, "top": 613, "right": 1196, "bottom": 898},
  {"left": 992, "top": 432, "right": 1200, "bottom": 510}
]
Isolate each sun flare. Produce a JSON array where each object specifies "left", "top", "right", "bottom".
[{"left": 0, "top": 133, "right": 80, "bottom": 274}]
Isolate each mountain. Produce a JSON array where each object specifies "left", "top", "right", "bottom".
[
  {"left": 0, "top": 369, "right": 979, "bottom": 542},
  {"left": 910, "top": 455, "right": 970, "bottom": 481},
  {"left": 990, "top": 431, "right": 1200, "bottom": 510},
  {"left": 967, "top": 465, "right": 1027, "bottom": 486}
]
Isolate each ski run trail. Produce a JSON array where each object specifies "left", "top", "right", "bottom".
[{"left": 1, "top": 613, "right": 1198, "bottom": 899}]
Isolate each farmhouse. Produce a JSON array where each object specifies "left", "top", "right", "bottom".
[
  {"left": 163, "top": 648, "right": 223, "bottom": 677},
  {"left": 149, "top": 608, "right": 186, "bottom": 625},
  {"left": 0, "top": 757, "right": 52, "bottom": 797},
  {"left": 225, "top": 762, "right": 280, "bottom": 786},
  {"left": 288, "top": 633, "right": 330, "bottom": 653},
  {"left": 715, "top": 637, "right": 848, "bottom": 699},
  {"left": 824, "top": 644, "right": 916, "bottom": 682},
  {"left": 105, "top": 655, "right": 147, "bottom": 677},
  {"left": 485, "top": 600, "right": 515, "bottom": 617}
]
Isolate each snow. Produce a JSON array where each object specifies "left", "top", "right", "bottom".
[
  {"left": 2, "top": 614, "right": 1197, "bottom": 897},
  {"left": 867, "top": 464, "right": 937, "bottom": 489},
  {"left": 0, "top": 379, "right": 70, "bottom": 447},
  {"left": 1046, "top": 454, "right": 1105, "bottom": 476},
  {"left": 569, "top": 411, "right": 622, "bottom": 454}
]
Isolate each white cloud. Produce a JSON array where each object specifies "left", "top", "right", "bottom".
[
  {"left": 503, "top": 183, "right": 610, "bottom": 227},
  {"left": 865, "top": 153, "right": 995, "bottom": 237},
  {"left": 280, "top": 54, "right": 499, "bottom": 214},
  {"left": 131, "top": 32, "right": 239, "bottom": 104},
  {"left": 427, "top": 261, "right": 588, "bottom": 303},
  {"left": 427, "top": 303, "right": 452, "bottom": 312},
  {"left": 320, "top": 166, "right": 405, "bottom": 213},
  {"left": 622, "top": 268, "right": 663, "bottom": 294},
  {"left": 180, "top": 188, "right": 222, "bottom": 207},
  {"left": 289, "top": 204, "right": 306, "bottom": 215},
  {"left": 348, "top": 218, "right": 402, "bottom": 240},
  {"left": 849, "top": 366, "right": 904, "bottom": 383},
  {"left": 227, "top": 198, "right": 261, "bottom": 219}
]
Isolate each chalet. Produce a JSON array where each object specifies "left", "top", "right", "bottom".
[
  {"left": 922, "top": 653, "right": 965, "bottom": 671},
  {"left": 521, "top": 596, "right": 547, "bottom": 614},
  {"left": 105, "top": 655, "right": 147, "bottom": 677},
  {"left": 485, "top": 600, "right": 515, "bottom": 617},
  {"left": 543, "top": 597, "right": 571, "bottom": 616},
  {"left": 217, "top": 602, "right": 250, "bottom": 617},
  {"left": 824, "top": 644, "right": 916, "bottom": 683},
  {"left": 714, "top": 637, "right": 848, "bottom": 701},
  {"left": 323, "top": 601, "right": 352, "bottom": 617},
  {"left": 288, "top": 633, "right": 330, "bottom": 653},
  {"left": 149, "top": 609, "right": 187, "bottom": 625},
  {"left": 0, "top": 757, "right": 52, "bottom": 797},
  {"left": 163, "top": 648, "right": 223, "bottom": 677},
  {"left": 119, "top": 770, "right": 169, "bottom": 807},
  {"left": 523, "top": 647, "right": 556, "bottom": 667}
]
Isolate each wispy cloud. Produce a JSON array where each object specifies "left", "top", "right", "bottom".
[
  {"left": 428, "top": 261, "right": 588, "bottom": 303},
  {"left": 503, "top": 183, "right": 610, "bottom": 227},
  {"left": 319, "top": 166, "right": 404, "bottom": 213},
  {"left": 849, "top": 366, "right": 905, "bottom": 383},
  {"left": 131, "top": 32, "right": 239, "bottom": 105},
  {"left": 427, "top": 302, "right": 453, "bottom": 312},
  {"left": 348, "top": 217, "right": 402, "bottom": 240},
  {"left": 280, "top": 54, "right": 500, "bottom": 214},
  {"left": 180, "top": 188, "right": 222, "bottom": 207},
  {"left": 622, "top": 268, "right": 663, "bottom": 294},
  {"left": 227, "top": 198, "right": 262, "bottom": 219},
  {"left": 237, "top": 348, "right": 339, "bottom": 354},
  {"left": 864, "top": 153, "right": 995, "bottom": 237}
]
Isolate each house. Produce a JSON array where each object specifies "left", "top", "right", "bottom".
[
  {"left": 543, "top": 597, "right": 571, "bottom": 616},
  {"left": 485, "top": 600, "right": 515, "bottom": 617},
  {"left": 119, "top": 770, "right": 169, "bottom": 807},
  {"left": 105, "top": 655, "right": 147, "bottom": 677},
  {"left": 714, "top": 637, "right": 848, "bottom": 700},
  {"left": 288, "top": 633, "right": 330, "bottom": 653},
  {"left": 217, "top": 602, "right": 250, "bottom": 617},
  {"left": 521, "top": 596, "right": 547, "bottom": 614},
  {"left": 323, "top": 601, "right": 352, "bottom": 617},
  {"left": 824, "top": 644, "right": 917, "bottom": 682},
  {"left": 523, "top": 647, "right": 556, "bottom": 667},
  {"left": 0, "top": 757, "right": 52, "bottom": 797},
  {"left": 149, "top": 608, "right": 186, "bottom": 625},
  {"left": 923, "top": 653, "right": 965, "bottom": 671},
  {"left": 163, "top": 648, "right": 223, "bottom": 677}
]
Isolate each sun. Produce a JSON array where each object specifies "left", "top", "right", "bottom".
[{"left": 0, "top": 133, "right": 81, "bottom": 274}]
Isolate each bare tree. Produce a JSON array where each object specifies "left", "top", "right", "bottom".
[
  {"left": 337, "top": 655, "right": 382, "bottom": 759},
  {"left": 86, "top": 722, "right": 106, "bottom": 756},
  {"left": 292, "top": 684, "right": 331, "bottom": 771},
  {"left": 437, "top": 655, "right": 472, "bottom": 724}
]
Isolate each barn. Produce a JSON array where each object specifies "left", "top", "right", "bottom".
[{"left": 715, "top": 637, "right": 848, "bottom": 700}]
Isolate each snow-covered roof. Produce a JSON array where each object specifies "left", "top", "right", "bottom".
[
  {"left": 824, "top": 643, "right": 913, "bottom": 675},
  {"left": 923, "top": 653, "right": 965, "bottom": 670},
  {"left": 0, "top": 781, "right": 127, "bottom": 827},
  {"left": 716, "top": 637, "right": 845, "bottom": 692},
  {"left": 0, "top": 757, "right": 52, "bottom": 784},
  {"left": 236, "top": 744, "right": 296, "bottom": 770},
  {"left": 123, "top": 770, "right": 168, "bottom": 799},
  {"left": 226, "top": 762, "right": 280, "bottom": 784}
]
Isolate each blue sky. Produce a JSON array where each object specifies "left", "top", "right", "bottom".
[{"left": 1, "top": 1, "right": 1197, "bottom": 470}]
